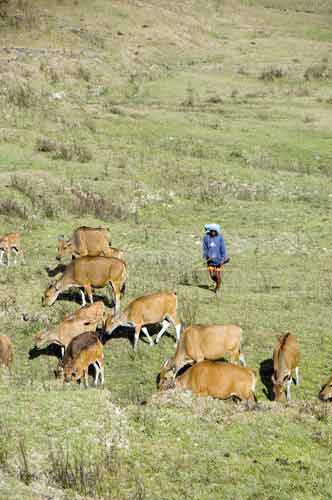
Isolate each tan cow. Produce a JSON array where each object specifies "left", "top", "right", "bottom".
[
  {"left": 105, "top": 292, "right": 181, "bottom": 351},
  {"left": 319, "top": 377, "right": 332, "bottom": 401},
  {"left": 159, "top": 360, "right": 257, "bottom": 402},
  {"left": 56, "top": 226, "right": 123, "bottom": 260},
  {"left": 272, "top": 333, "right": 300, "bottom": 401},
  {"left": 160, "top": 324, "right": 245, "bottom": 380},
  {"left": 42, "top": 256, "right": 126, "bottom": 313},
  {"left": 0, "top": 232, "right": 24, "bottom": 265},
  {"left": 59, "top": 332, "right": 104, "bottom": 387},
  {"left": 0, "top": 335, "right": 13, "bottom": 368},
  {"left": 34, "top": 301, "right": 105, "bottom": 358}
]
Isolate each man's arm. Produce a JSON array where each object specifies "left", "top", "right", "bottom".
[
  {"left": 202, "top": 236, "right": 209, "bottom": 260},
  {"left": 219, "top": 235, "right": 227, "bottom": 263}
]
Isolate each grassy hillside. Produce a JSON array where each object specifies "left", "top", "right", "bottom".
[{"left": 0, "top": 0, "right": 332, "bottom": 498}]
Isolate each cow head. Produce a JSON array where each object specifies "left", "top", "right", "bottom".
[
  {"left": 42, "top": 281, "right": 62, "bottom": 306},
  {"left": 56, "top": 236, "right": 71, "bottom": 260},
  {"left": 63, "top": 363, "right": 81, "bottom": 383},
  {"left": 34, "top": 329, "right": 48, "bottom": 347},
  {"left": 319, "top": 377, "right": 332, "bottom": 401},
  {"left": 272, "top": 372, "right": 289, "bottom": 401},
  {"left": 158, "top": 358, "right": 176, "bottom": 391}
]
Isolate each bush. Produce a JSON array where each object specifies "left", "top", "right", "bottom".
[
  {"left": 36, "top": 137, "right": 58, "bottom": 153},
  {"left": 304, "top": 63, "right": 329, "bottom": 80},
  {"left": 0, "top": 199, "right": 27, "bottom": 218},
  {"left": 6, "top": 78, "right": 36, "bottom": 108},
  {"left": 259, "top": 67, "right": 285, "bottom": 81}
]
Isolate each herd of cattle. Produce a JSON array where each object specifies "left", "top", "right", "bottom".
[{"left": 0, "top": 226, "right": 332, "bottom": 402}]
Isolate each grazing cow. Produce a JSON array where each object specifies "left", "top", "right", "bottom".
[
  {"left": 56, "top": 226, "right": 123, "bottom": 260},
  {"left": 160, "top": 324, "right": 245, "bottom": 380},
  {"left": 159, "top": 360, "right": 257, "bottom": 402},
  {"left": 57, "top": 332, "right": 104, "bottom": 387},
  {"left": 42, "top": 256, "right": 126, "bottom": 313},
  {"left": 105, "top": 292, "right": 181, "bottom": 351},
  {"left": 33, "top": 302, "right": 105, "bottom": 358},
  {"left": 272, "top": 333, "right": 300, "bottom": 402},
  {"left": 0, "top": 335, "right": 13, "bottom": 368},
  {"left": 0, "top": 232, "right": 24, "bottom": 266},
  {"left": 319, "top": 377, "right": 332, "bottom": 401}
]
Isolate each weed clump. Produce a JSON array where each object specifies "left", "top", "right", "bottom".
[
  {"left": 36, "top": 138, "right": 92, "bottom": 163},
  {"left": 304, "top": 63, "right": 329, "bottom": 80},
  {"left": 0, "top": 199, "right": 27, "bottom": 218},
  {"left": 6, "top": 78, "right": 36, "bottom": 108},
  {"left": 260, "top": 67, "right": 285, "bottom": 81}
]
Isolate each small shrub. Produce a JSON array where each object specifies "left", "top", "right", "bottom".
[
  {"left": 77, "top": 64, "right": 91, "bottom": 82},
  {"left": 48, "top": 441, "right": 118, "bottom": 497},
  {"left": 6, "top": 78, "right": 35, "bottom": 108},
  {"left": 52, "top": 141, "right": 92, "bottom": 163},
  {"left": 74, "top": 142, "right": 92, "bottom": 163},
  {"left": 36, "top": 136, "right": 57, "bottom": 153},
  {"left": 18, "top": 439, "right": 33, "bottom": 485},
  {"left": 260, "top": 67, "right": 285, "bottom": 81},
  {"left": 0, "top": 199, "right": 27, "bottom": 218},
  {"left": 182, "top": 82, "right": 196, "bottom": 107},
  {"left": 304, "top": 63, "right": 329, "bottom": 80}
]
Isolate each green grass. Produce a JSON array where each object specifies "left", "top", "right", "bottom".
[{"left": 0, "top": 0, "right": 332, "bottom": 498}]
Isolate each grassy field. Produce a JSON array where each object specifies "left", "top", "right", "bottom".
[{"left": 0, "top": 0, "right": 332, "bottom": 498}]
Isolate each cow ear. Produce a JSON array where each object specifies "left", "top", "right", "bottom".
[{"left": 163, "top": 358, "right": 171, "bottom": 369}]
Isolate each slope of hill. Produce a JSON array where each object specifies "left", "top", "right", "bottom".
[{"left": 0, "top": 1, "right": 332, "bottom": 498}]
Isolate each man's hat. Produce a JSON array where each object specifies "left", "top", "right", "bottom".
[{"left": 204, "top": 223, "right": 221, "bottom": 234}]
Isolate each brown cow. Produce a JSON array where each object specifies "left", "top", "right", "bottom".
[
  {"left": 159, "top": 360, "right": 257, "bottom": 402},
  {"left": 272, "top": 333, "right": 300, "bottom": 401},
  {"left": 56, "top": 226, "right": 123, "bottom": 260},
  {"left": 0, "top": 335, "right": 13, "bottom": 368},
  {"left": 42, "top": 256, "right": 126, "bottom": 313},
  {"left": 0, "top": 232, "right": 24, "bottom": 266},
  {"left": 160, "top": 324, "right": 245, "bottom": 381},
  {"left": 34, "top": 301, "right": 105, "bottom": 358},
  {"left": 105, "top": 292, "right": 181, "bottom": 351},
  {"left": 57, "top": 332, "right": 104, "bottom": 387},
  {"left": 319, "top": 377, "right": 332, "bottom": 401}
]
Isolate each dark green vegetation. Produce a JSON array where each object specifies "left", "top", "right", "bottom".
[{"left": 0, "top": 0, "right": 332, "bottom": 498}]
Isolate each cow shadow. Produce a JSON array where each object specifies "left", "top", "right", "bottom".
[
  {"left": 57, "top": 290, "right": 114, "bottom": 308},
  {"left": 101, "top": 323, "right": 176, "bottom": 348},
  {"left": 28, "top": 344, "right": 63, "bottom": 360},
  {"left": 259, "top": 358, "right": 274, "bottom": 401}
]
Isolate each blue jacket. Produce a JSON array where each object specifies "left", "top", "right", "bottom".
[{"left": 202, "top": 234, "right": 227, "bottom": 266}]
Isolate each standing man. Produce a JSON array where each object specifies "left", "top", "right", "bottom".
[{"left": 202, "top": 223, "right": 229, "bottom": 293}]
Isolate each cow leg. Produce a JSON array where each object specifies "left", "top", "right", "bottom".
[
  {"left": 239, "top": 352, "right": 246, "bottom": 366},
  {"left": 175, "top": 323, "right": 181, "bottom": 345},
  {"left": 60, "top": 346, "right": 65, "bottom": 359},
  {"left": 84, "top": 285, "right": 93, "bottom": 304},
  {"left": 99, "top": 365, "right": 105, "bottom": 386},
  {"left": 0, "top": 250, "right": 4, "bottom": 265},
  {"left": 93, "top": 362, "right": 100, "bottom": 386},
  {"left": 6, "top": 251, "right": 10, "bottom": 266},
  {"left": 12, "top": 248, "right": 18, "bottom": 265},
  {"left": 141, "top": 326, "right": 154, "bottom": 347},
  {"left": 286, "top": 379, "right": 292, "bottom": 401},
  {"left": 79, "top": 289, "right": 87, "bottom": 307},
  {"left": 294, "top": 367, "right": 299, "bottom": 385},
  {"left": 155, "top": 320, "right": 170, "bottom": 344},
  {"left": 83, "top": 369, "right": 89, "bottom": 388},
  {"left": 133, "top": 325, "right": 141, "bottom": 352}
]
